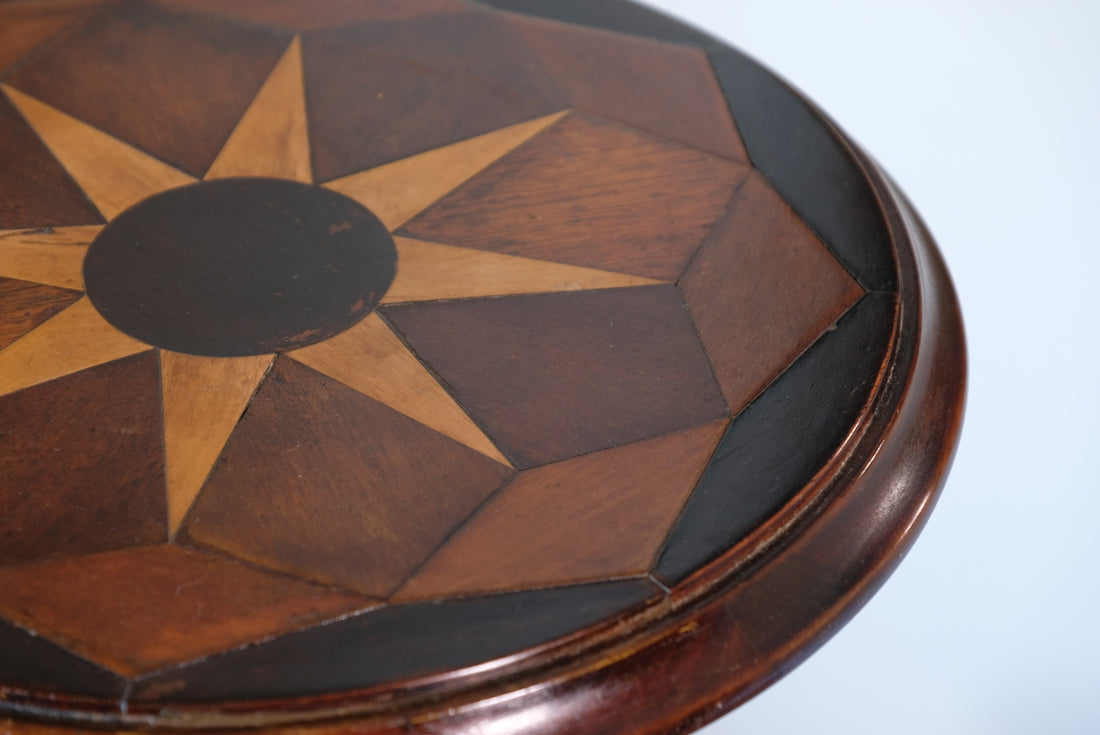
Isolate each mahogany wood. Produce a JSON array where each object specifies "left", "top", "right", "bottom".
[
  {"left": 0, "top": 352, "right": 166, "bottom": 567},
  {"left": 206, "top": 37, "right": 312, "bottom": 183},
  {"left": 0, "top": 545, "right": 370, "bottom": 677},
  {"left": 681, "top": 171, "right": 865, "bottom": 414},
  {"left": 168, "top": 0, "right": 475, "bottom": 31},
  {"left": 325, "top": 111, "right": 567, "bottom": 230},
  {"left": 382, "top": 285, "right": 729, "bottom": 468},
  {"left": 401, "top": 113, "right": 746, "bottom": 280},
  {"left": 508, "top": 15, "right": 746, "bottom": 161},
  {"left": 0, "top": 90, "right": 101, "bottom": 228},
  {"left": 0, "top": 277, "right": 81, "bottom": 350},
  {"left": 0, "top": 1, "right": 964, "bottom": 732},
  {"left": 709, "top": 45, "right": 897, "bottom": 291},
  {"left": 395, "top": 421, "right": 728, "bottom": 600},
  {"left": 2, "top": 83, "right": 196, "bottom": 220},
  {"left": 6, "top": 2, "right": 291, "bottom": 177},
  {"left": 301, "top": 8, "right": 566, "bottom": 182},
  {"left": 178, "top": 357, "right": 515, "bottom": 597}
]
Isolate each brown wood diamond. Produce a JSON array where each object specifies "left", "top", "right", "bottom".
[{"left": 0, "top": 2, "right": 963, "bottom": 734}]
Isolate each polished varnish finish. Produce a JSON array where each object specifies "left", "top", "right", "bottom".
[{"left": 0, "top": 1, "right": 965, "bottom": 733}]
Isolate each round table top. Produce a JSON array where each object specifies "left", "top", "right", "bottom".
[{"left": 0, "top": 1, "right": 966, "bottom": 732}]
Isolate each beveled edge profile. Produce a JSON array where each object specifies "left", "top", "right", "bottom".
[
  {"left": 0, "top": 9, "right": 966, "bottom": 733},
  {"left": 2, "top": 137, "right": 964, "bottom": 735}
]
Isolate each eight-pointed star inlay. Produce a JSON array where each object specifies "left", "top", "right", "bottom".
[{"left": 0, "top": 1, "right": 867, "bottom": 682}]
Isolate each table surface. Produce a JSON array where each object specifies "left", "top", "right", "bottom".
[
  {"left": 659, "top": 2, "right": 1100, "bottom": 734},
  {"left": 0, "top": 1, "right": 965, "bottom": 732}
]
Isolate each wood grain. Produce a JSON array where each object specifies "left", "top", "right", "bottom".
[
  {"left": 82, "top": 177, "right": 395, "bottom": 357},
  {"left": 0, "top": 545, "right": 373, "bottom": 677},
  {"left": 0, "top": 277, "right": 82, "bottom": 351},
  {"left": 179, "top": 357, "right": 514, "bottom": 597},
  {"left": 402, "top": 113, "right": 747, "bottom": 280},
  {"left": 166, "top": 0, "right": 474, "bottom": 31},
  {"left": 2, "top": 84, "right": 195, "bottom": 220},
  {"left": 710, "top": 46, "right": 897, "bottom": 291},
  {"left": 384, "top": 236, "right": 662, "bottom": 303},
  {"left": 0, "top": 3, "right": 88, "bottom": 74},
  {"left": 130, "top": 580, "right": 661, "bottom": 703},
  {"left": 656, "top": 293, "right": 897, "bottom": 584},
  {"left": 509, "top": 15, "right": 746, "bottom": 161},
  {"left": 288, "top": 313, "right": 509, "bottom": 465},
  {"left": 396, "top": 421, "right": 727, "bottom": 601},
  {"left": 161, "top": 351, "right": 274, "bottom": 535},
  {"left": 0, "top": 87, "right": 102, "bottom": 229},
  {"left": 302, "top": 10, "right": 568, "bottom": 182},
  {"left": 480, "top": 0, "right": 714, "bottom": 46},
  {"left": 0, "top": 352, "right": 166, "bottom": 567},
  {"left": 5, "top": 2, "right": 292, "bottom": 177},
  {"left": 382, "top": 285, "right": 729, "bottom": 469},
  {"left": 206, "top": 37, "right": 311, "bottom": 183},
  {"left": 324, "top": 110, "right": 567, "bottom": 230},
  {"left": 0, "top": 618, "right": 126, "bottom": 701},
  {"left": 0, "top": 297, "right": 150, "bottom": 398},
  {"left": 681, "top": 172, "right": 865, "bottom": 415},
  {"left": 0, "top": 225, "right": 100, "bottom": 290}
]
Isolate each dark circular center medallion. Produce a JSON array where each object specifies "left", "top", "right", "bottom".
[{"left": 83, "top": 178, "right": 397, "bottom": 357}]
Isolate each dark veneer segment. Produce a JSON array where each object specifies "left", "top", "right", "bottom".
[
  {"left": 476, "top": 0, "right": 714, "bottom": 46},
  {"left": 0, "top": 89, "right": 102, "bottom": 229},
  {"left": 709, "top": 46, "right": 898, "bottom": 292},
  {"left": 656, "top": 292, "right": 896, "bottom": 584},
  {"left": 0, "top": 618, "right": 125, "bottom": 701},
  {"left": 130, "top": 579, "right": 661, "bottom": 702}
]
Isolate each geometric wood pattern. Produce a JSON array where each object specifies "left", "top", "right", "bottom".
[
  {"left": 395, "top": 421, "right": 728, "bottom": 601},
  {"left": 167, "top": 0, "right": 476, "bottom": 31},
  {"left": 0, "top": 89, "right": 102, "bottom": 229},
  {"left": 302, "top": 9, "right": 567, "bottom": 182},
  {"left": 5, "top": 3, "right": 291, "bottom": 177},
  {"left": 1, "top": 85, "right": 196, "bottom": 221},
  {"left": 382, "top": 285, "right": 729, "bottom": 468},
  {"left": 402, "top": 114, "right": 747, "bottom": 280},
  {"left": 287, "top": 313, "right": 509, "bottom": 465},
  {"left": 0, "top": 226, "right": 100, "bottom": 291},
  {"left": 655, "top": 293, "right": 897, "bottom": 585},
  {"left": 0, "top": 277, "right": 82, "bottom": 351},
  {"left": 681, "top": 172, "right": 865, "bottom": 414},
  {"left": 161, "top": 352, "right": 274, "bottom": 534},
  {"left": 0, "top": 618, "right": 126, "bottom": 701},
  {"left": 0, "top": 2, "right": 957, "bottom": 731},
  {"left": 508, "top": 16, "right": 746, "bottom": 162},
  {"left": 0, "top": 297, "right": 150, "bottom": 398},
  {"left": 0, "top": 545, "right": 372, "bottom": 676},
  {"left": 178, "top": 358, "right": 515, "bottom": 596},
  {"left": 477, "top": 0, "right": 714, "bottom": 46},
  {"left": 129, "top": 579, "right": 661, "bottom": 703},
  {"left": 0, "top": 4, "right": 93, "bottom": 75},
  {"left": 384, "top": 237, "right": 662, "bottom": 303},
  {"left": 709, "top": 46, "right": 898, "bottom": 291},
  {"left": 324, "top": 111, "right": 569, "bottom": 231},
  {"left": 205, "top": 37, "right": 311, "bottom": 183},
  {"left": 0, "top": 352, "right": 166, "bottom": 567}
]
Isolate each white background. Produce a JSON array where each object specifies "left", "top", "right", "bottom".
[{"left": 638, "top": 2, "right": 1100, "bottom": 734}]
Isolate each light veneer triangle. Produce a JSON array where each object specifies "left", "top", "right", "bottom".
[
  {"left": 384, "top": 237, "right": 663, "bottom": 303},
  {"left": 0, "top": 226, "right": 100, "bottom": 290},
  {"left": 288, "top": 313, "right": 509, "bottom": 466},
  {"left": 0, "top": 297, "right": 150, "bottom": 397},
  {"left": 324, "top": 110, "right": 569, "bottom": 230},
  {"left": 2, "top": 84, "right": 195, "bottom": 220},
  {"left": 205, "top": 37, "right": 311, "bottom": 183},
  {"left": 161, "top": 351, "right": 275, "bottom": 534}
]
